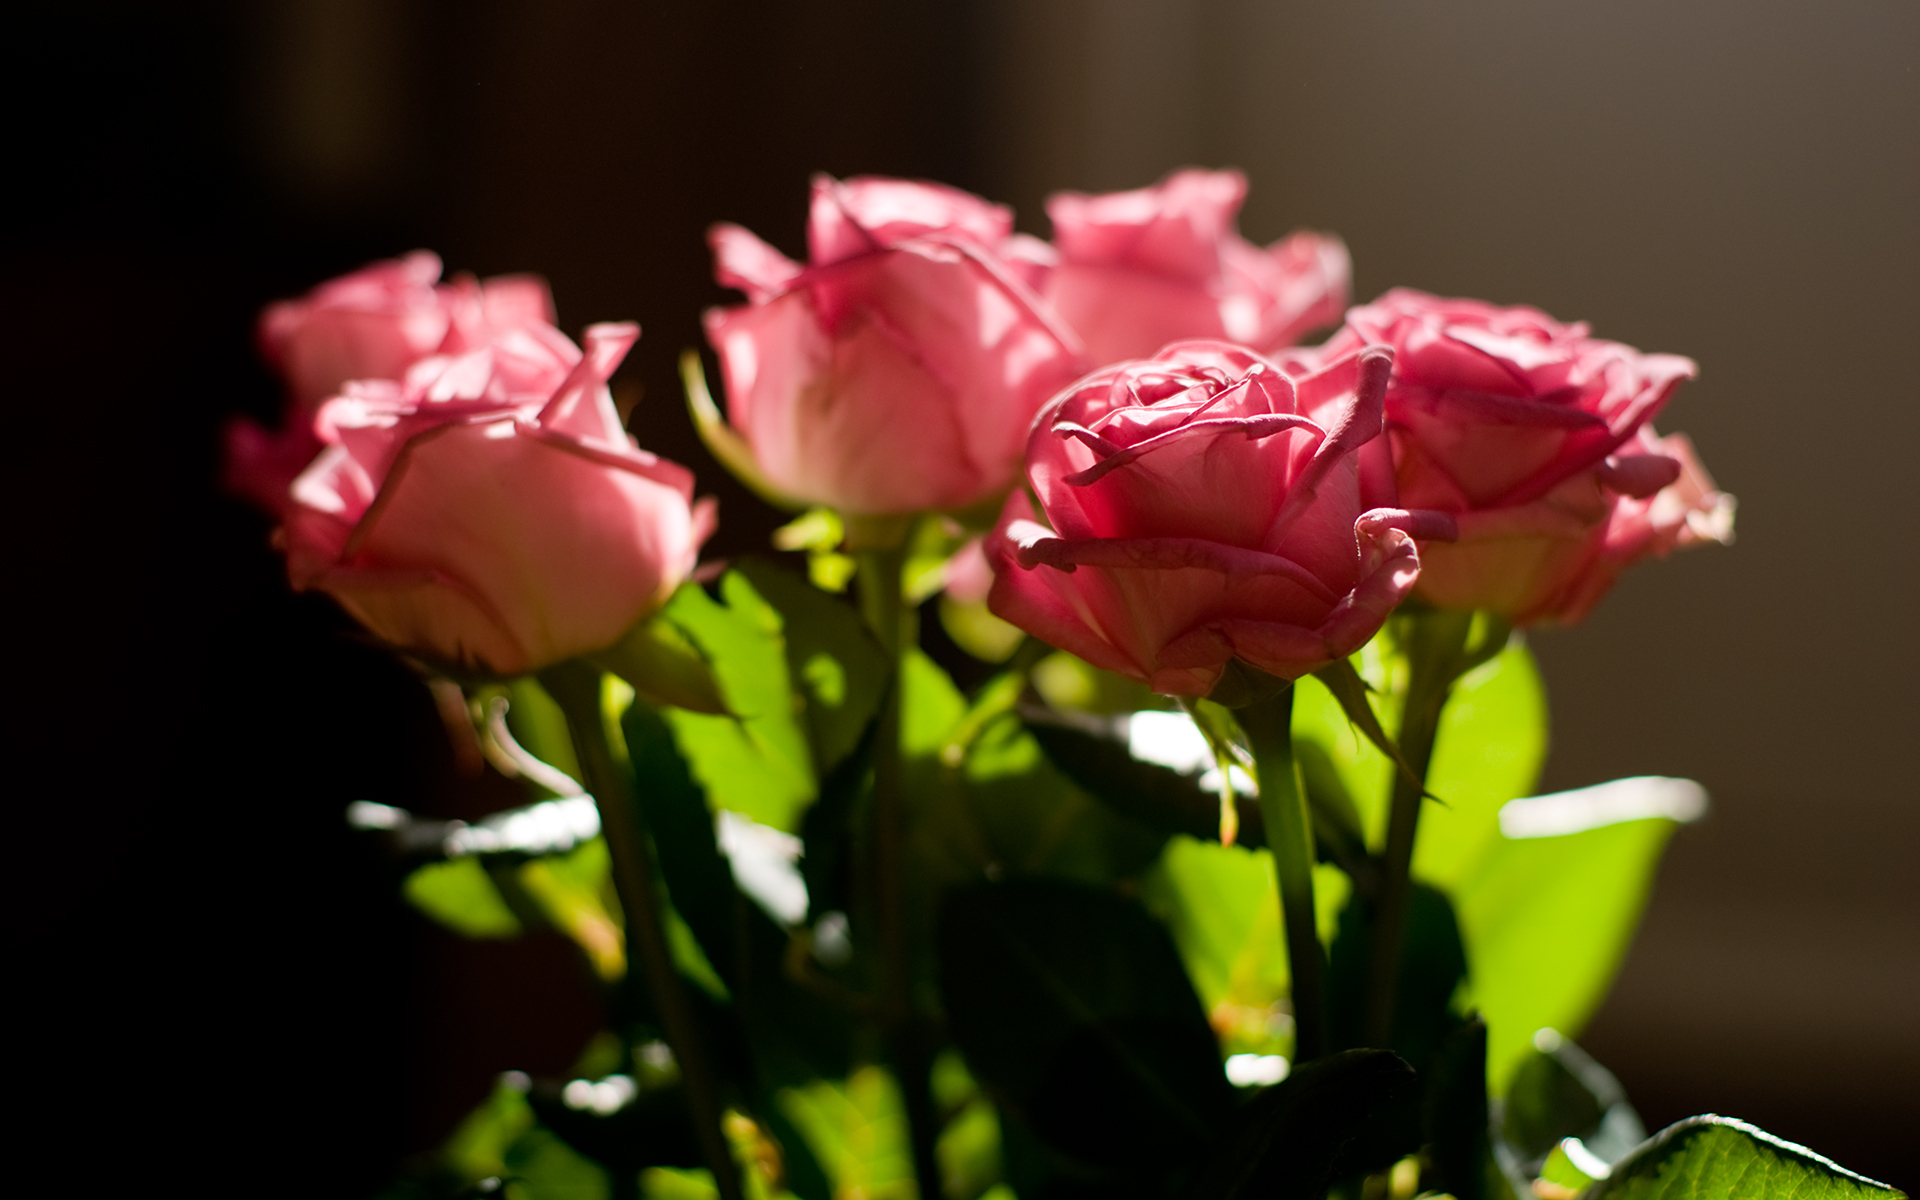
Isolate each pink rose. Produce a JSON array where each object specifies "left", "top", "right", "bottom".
[
  {"left": 226, "top": 251, "right": 558, "bottom": 515},
  {"left": 1320, "top": 289, "right": 1734, "bottom": 623},
  {"left": 702, "top": 175, "right": 1087, "bottom": 517},
  {"left": 282, "top": 322, "right": 714, "bottom": 676},
  {"left": 986, "top": 341, "right": 1449, "bottom": 697},
  {"left": 1040, "top": 168, "right": 1349, "bottom": 366}
]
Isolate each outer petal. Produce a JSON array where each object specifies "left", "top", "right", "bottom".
[
  {"left": 537, "top": 321, "right": 640, "bottom": 448},
  {"left": 809, "top": 174, "right": 1014, "bottom": 264},
  {"left": 985, "top": 492, "right": 1143, "bottom": 679},
  {"left": 1410, "top": 474, "right": 1610, "bottom": 619},
  {"left": 334, "top": 417, "right": 701, "bottom": 673},
  {"left": 1252, "top": 230, "right": 1350, "bottom": 351},
  {"left": 1548, "top": 431, "right": 1735, "bottom": 624},
  {"left": 477, "top": 273, "right": 557, "bottom": 329},
  {"left": 259, "top": 251, "right": 452, "bottom": 414},
  {"left": 801, "top": 243, "right": 1082, "bottom": 513},
  {"left": 1046, "top": 168, "right": 1247, "bottom": 282},
  {"left": 317, "top": 563, "right": 533, "bottom": 676},
  {"left": 1045, "top": 264, "right": 1227, "bottom": 365},
  {"left": 710, "top": 222, "right": 803, "bottom": 303},
  {"left": 704, "top": 293, "right": 835, "bottom": 500}
]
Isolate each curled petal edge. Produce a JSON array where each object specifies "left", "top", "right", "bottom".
[
  {"left": 985, "top": 493, "right": 1143, "bottom": 680},
  {"left": 1008, "top": 528, "right": 1341, "bottom": 607},
  {"left": 1357, "top": 507, "right": 1458, "bottom": 544},
  {"left": 1163, "top": 525, "right": 1424, "bottom": 688},
  {"left": 1597, "top": 452, "right": 1683, "bottom": 499}
]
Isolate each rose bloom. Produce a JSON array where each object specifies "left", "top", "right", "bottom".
[
  {"left": 282, "top": 321, "right": 714, "bottom": 676},
  {"left": 987, "top": 341, "right": 1450, "bottom": 697},
  {"left": 703, "top": 175, "right": 1087, "bottom": 517},
  {"left": 1039, "top": 168, "right": 1349, "bottom": 366},
  {"left": 1316, "top": 289, "right": 1734, "bottom": 624},
  {"left": 226, "top": 251, "right": 557, "bottom": 515}
]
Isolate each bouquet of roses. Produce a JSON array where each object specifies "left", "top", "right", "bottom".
[{"left": 230, "top": 169, "right": 1897, "bottom": 1200}]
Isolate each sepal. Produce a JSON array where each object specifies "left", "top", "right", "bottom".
[{"left": 588, "top": 600, "right": 730, "bottom": 715}]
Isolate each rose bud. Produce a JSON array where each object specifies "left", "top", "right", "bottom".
[
  {"left": 701, "top": 175, "right": 1087, "bottom": 519},
  {"left": 1319, "top": 289, "right": 1735, "bottom": 624},
  {"left": 281, "top": 322, "right": 715, "bottom": 678},
  {"left": 1040, "top": 168, "right": 1349, "bottom": 366},
  {"left": 986, "top": 342, "right": 1450, "bottom": 697},
  {"left": 227, "top": 251, "right": 558, "bottom": 515}
]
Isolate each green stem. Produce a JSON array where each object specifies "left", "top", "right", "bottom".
[
  {"left": 1237, "top": 684, "right": 1328, "bottom": 1063},
  {"left": 541, "top": 662, "right": 744, "bottom": 1200},
  {"left": 855, "top": 545, "right": 943, "bottom": 1200},
  {"left": 1364, "top": 608, "right": 1474, "bottom": 1049}
]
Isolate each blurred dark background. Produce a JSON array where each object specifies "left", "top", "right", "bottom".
[{"left": 7, "top": 1, "right": 1914, "bottom": 1193}]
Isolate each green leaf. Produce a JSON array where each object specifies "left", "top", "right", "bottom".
[
  {"left": 1140, "top": 837, "right": 1349, "bottom": 1057},
  {"left": 527, "top": 1084, "right": 703, "bottom": 1180},
  {"left": 736, "top": 897, "right": 858, "bottom": 1091},
  {"left": 933, "top": 1051, "right": 1004, "bottom": 1200},
  {"left": 903, "top": 512, "right": 966, "bottom": 604},
  {"left": 1176, "top": 1049, "right": 1416, "bottom": 1200},
  {"left": 1413, "top": 641, "right": 1550, "bottom": 888},
  {"left": 797, "top": 718, "right": 875, "bottom": 923},
  {"left": 658, "top": 563, "right": 887, "bottom": 834},
  {"left": 591, "top": 610, "right": 728, "bottom": 715},
  {"left": 1030, "top": 650, "right": 1168, "bottom": 716},
  {"left": 443, "top": 1076, "right": 537, "bottom": 1185},
  {"left": 1498, "top": 1028, "right": 1644, "bottom": 1180},
  {"left": 1310, "top": 658, "right": 1421, "bottom": 794},
  {"left": 939, "top": 594, "right": 1026, "bottom": 663},
  {"left": 1455, "top": 811, "right": 1684, "bottom": 1090},
  {"left": 404, "top": 858, "right": 523, "bottom": 938},
  {"left": 1326, "top": 883, "right": 1467, "bottom": 1071},
  {"left": 1025, "top": 712, "right": 1259, "bottom": 847},
  {"left": 1422, "top": 1018, "right": 1511, "bottom": 1200},
  {"left": 659, "top": 572, "right": 817, "bottom": 832},
  {"left": 1288, "top": 640, "right": 1548, "bottom": 863},
  {"left": 967, "top": 719, "right": 1170, "bottom": 887},
  {"left": 517, "top": 839, "right": 632, "bottom": 983},
  {"left": 776, "top": 1066, "right": 917, "bottom": 1200},
  {"left": 1303, "top": 635, "right": 1688, "bottom": 1091},
  {"left": 771, "top": 507, "right": 844, "bottom": 554},
  {"left": 902, "top": 648, "right": 969, "bottom": 757},
  {"left": 736, "top": 558, "right": 888, "bottom": 776},
  {"left": 1581, "top": 1116, "right": 1905, "bottom": 1200},
  {"left": 1290, "top": 672, "right": 1389, "bottom": 852},
  {"left": 938, "top": 877, "right": 1234, "bottom": 1182},
  {"left": 504, "top": 1124, "right": 612, "bottom": 1200},
  {"left": 913, "top": 654, "right": 1170, "bottom": 895},
  {"left": 621, "top": 702, "right": 741, "bottom": 985}
]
